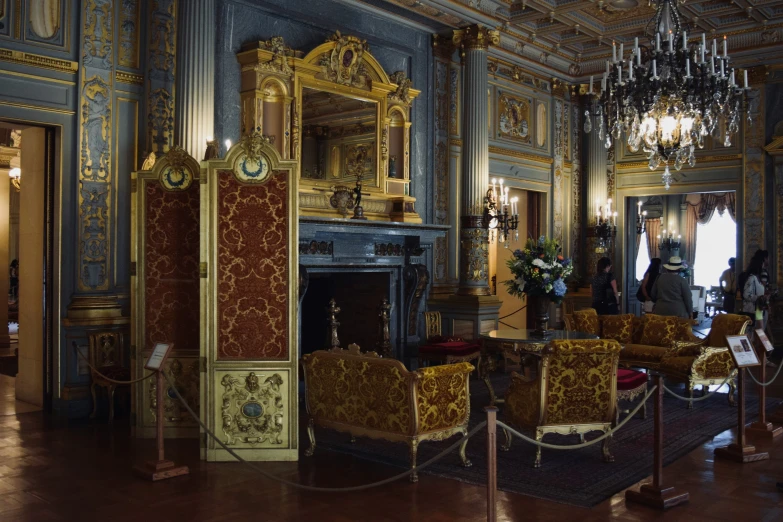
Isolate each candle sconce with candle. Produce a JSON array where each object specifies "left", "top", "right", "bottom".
[
  {"left": 594, "top": 198, "right": 617, "bottom": 254},
  {"left": 636, "top": 200, "right": 648, "bottom": 235},
  {"left": 484, "top": 178, "right": 519, "bottom": 247}
]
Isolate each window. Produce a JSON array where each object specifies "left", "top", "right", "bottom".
[
  {"left": 694, "top": 211, "right": 736, "bottom": 289},
  {"left": 635, "top": 230, "right": 651, "bottom": 282}
]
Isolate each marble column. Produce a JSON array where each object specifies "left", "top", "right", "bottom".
[
  {"left": 585, "top": 99, "right": 608, "bottom": 275},
  {"left": 0, "top": 164, "right": 11, "bottom": 350},
  {"left": 453, "top": 26, "right": 498, "bottom": 296},
  {"left": 175, "top": 0, "right": 215, "bottom": 161}
]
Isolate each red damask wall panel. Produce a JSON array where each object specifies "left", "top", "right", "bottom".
[
  {"left": 144, "top": 183, "right": 201, "bottom": 352},
  {"left": 217, "top": 171, "right": 289, "bottom": 360}
]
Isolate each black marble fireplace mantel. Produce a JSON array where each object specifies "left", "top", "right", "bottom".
[{"left": 297, "top": 217, "right": 449, "bottom": 362}]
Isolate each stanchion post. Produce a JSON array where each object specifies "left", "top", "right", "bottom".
[
  {"left": 134, "top": 368, "right": 190, "bottom": 481},
  {"left": 484, "top": 406, "right": 498, "bottom": 522},
  {"left": 746, "top": 336, "right": 783, "bottom": 439},
  {"left": 625, "top": 373, "right": 689, "bottom": 509},
  {"left": 715, "top": 368, "right": 770, "bottom": 463}
]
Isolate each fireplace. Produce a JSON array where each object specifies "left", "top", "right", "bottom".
[
  {"left": 298, "top": 217, "right": 448, "bottom": 363},
  {"left": 300, "top": 269, "right": 393, "bottom": 357}
]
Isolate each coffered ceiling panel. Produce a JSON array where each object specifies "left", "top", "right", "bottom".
[{"left": 357, "top": 0, "right": 783, "bottom": 77}]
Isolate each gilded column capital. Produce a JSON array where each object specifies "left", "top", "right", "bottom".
[
  {"left": 551, "top": 78, "right": 567, "bottom": 99},
  {"left": 432, "top": 34, "right": 455, "bottom": 60},
  {"left": 453, "top": 25, "right": 499, "bottom": 51}
]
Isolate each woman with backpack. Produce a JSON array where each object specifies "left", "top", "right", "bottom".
[
  {"left": 637, "top": 258, "right": 661, "bottom": 313},
  {"left": 742, "top": 254, "right": 767, "bottom": 327}
]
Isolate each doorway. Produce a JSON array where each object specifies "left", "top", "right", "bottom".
[{"left": 0, "top": 123, "right": 55, "bottom": 415}]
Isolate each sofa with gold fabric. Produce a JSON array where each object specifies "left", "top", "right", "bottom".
[
  {"left": 301, "top": 344, "right": 473, "bottom": 482},
  {"left": 564, "top": 309, "right": 700, "bottom": 369},
  {"left": 502, "top": 339, "right": 622, "bottom": 468},
  {"left": 564, "top": 310, "right": 750, "bottom": 407}
]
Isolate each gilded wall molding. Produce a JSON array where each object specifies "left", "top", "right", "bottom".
[
  {"left": 571, "top": 104, "right": 582, "bottom": 268},
  {"left": 488, "top": 145, "right": 553, "bottom": 164},
  {"left": 116, "top": 70, "right": 143, "bottom": 85},
  {"left": 118, "top": 0, "right": 141, "bottom": 69},
  {"left": 743, "top": 78, "right": 765, "bottom": 263},
  {"left": 617, "top": 155, "right": 743, "bottom": 170},
  {"left": 553, "top": 99, "right": 564, "bottom": 247},
  {"left": 146, "top": 0, "right": 177, "bottom": 154},
  {"left": 77, "top": 0, "right": 114, "bottom": 291},
  {"left": 0, "top": 47, "right": 78, "bottom": 73}
]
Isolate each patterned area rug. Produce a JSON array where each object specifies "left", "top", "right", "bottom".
[{"left": 304, "top": 373, "right": 782, "bottom": 507}]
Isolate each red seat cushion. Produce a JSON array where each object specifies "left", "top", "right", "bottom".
[
  {"left": 419, "top": 341, "right": 480, "bottom": 357},
  {"left": 617, "top": 368, "right": 647, "bottom": 391}
]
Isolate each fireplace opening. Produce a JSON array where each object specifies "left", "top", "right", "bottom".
[{"left": 300, "top": 271, "right": 393, "bottom": 357}]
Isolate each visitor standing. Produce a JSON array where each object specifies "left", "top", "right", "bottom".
[
  {"left": 719, "top": 257, "right": 737, "bottom": 313},
  {"left": 637, "top": 258, "right": 661, "bottom": 313},
  {"left": 9, "top": 259, "right": 18, "bottom": 300},
  {"left": 592, "top": 257, "right": 620, "bottom": 315},
  {"left": 651, "top": 256, "right": 693, "bottom": 319}
]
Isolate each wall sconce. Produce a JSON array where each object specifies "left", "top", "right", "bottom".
[
  {"left": 8, "top": 167, "right": 20, "bottom": 192},
  {"left": 595, "top": 198, "right": 617, "bottom": 253},
  {"left": 636, "top": 201, "right": 647, "bottom": 235},
  {"left": 485, "top": 178, "right": 519, "bottom": 247}
]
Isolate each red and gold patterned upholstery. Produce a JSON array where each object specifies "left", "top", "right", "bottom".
[
  {"left": 615, "top": 368, "right": 648, "bottom": 424},
  {"left": 418, "top": 311, "right": 481, "bottom": 368},
  {"left": 502, "top": 339, "right": 621, "bottom": 467},
  {"left": 638, "top": 314, "right": 694, "bottom": 347},
  {"left": 302, "top": 345, "right": 473, "bottom": 481},
  {"left": 572, "top": 309, "right": 600, "bottom": 336},
  {"left": 600, "top": 314, "right": 634, "bottom": 344}
]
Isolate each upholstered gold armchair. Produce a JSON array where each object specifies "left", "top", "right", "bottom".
[
  {"left": 418, "top": 311, "right": 481, "bottom": 370},
  {"left": 502, "top": 339, "right": 622, "bottom": 468},
  {"left": 301, "top": 344, "right": 473, "bottom": 482},
  {"left": 659, "top": 313, "right": 751, "bottom": 407}
]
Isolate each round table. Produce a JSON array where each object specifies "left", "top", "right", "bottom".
[{"left": 479, "top": 329, "right": 600, "bottom": 404}]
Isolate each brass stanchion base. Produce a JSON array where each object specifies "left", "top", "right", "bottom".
[
  {"left": 746, "top": 421, "right": 783, "bottom": 440},
  {"left": 625, "top": 484, "right": 689, "bottom": 510},
  {"left": 134, "top": 459, "right": 190, "bottom": 481},
  {"left": 714, "top": 443, "right": 769, "bottom": 463}
]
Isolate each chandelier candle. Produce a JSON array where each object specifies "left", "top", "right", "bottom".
[{"left": 583, "top": 0, "right": 751, "bottom": 189}]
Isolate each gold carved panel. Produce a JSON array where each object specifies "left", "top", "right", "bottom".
[{"left": 217, "top": 370, "right": 289, "bottom": 448}]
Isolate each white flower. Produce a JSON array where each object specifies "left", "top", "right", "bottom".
[
  {"left": 515, "top": 276, "right": 525, "bottom": 287},
  {"left": 532, "top": 258, "right": 546, "bottom": 268}
]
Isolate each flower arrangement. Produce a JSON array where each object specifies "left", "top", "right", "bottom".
[
  {"left": 504, "top": 236, "right": 574, "bottom": 304},
  {"left": 677, "top": 261, "right": 691, "bottom": 280}
]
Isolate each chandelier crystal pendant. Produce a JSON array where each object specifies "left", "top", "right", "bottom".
[
  {"left": 583, "top": 0, "right": 751, "bottom": 190},
  {"left": 484, "top": 178, "right": 519, "bottom": 247}
]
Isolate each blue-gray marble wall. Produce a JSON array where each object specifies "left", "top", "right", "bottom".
[{"left": 215, "top": 0, "right": 435, "bottom": 224}]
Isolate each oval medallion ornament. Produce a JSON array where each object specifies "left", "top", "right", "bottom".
[
  {"left": 234, "top": 154, "right": 270, "bottom": 183},
  {"left": 29, "top": 0, "right": 61, "bottom": 40},
  {"left": 160, "top": 165, "right": 193, "bottom": 190},
  {"left": 241, "top": 401, "right": 264, "bottom": 418}
]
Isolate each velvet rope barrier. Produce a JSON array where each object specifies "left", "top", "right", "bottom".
[
  {"left": 661, "top": 374, "right": 734, "bottom": 402},
  {"left": 496, "top": 384, "right": 657, "bottom": 450},
  {"left": 163, "top": 372, "right": 487, "bottom": 493},
  {"left": 74, "top": 346, "right": 156, "bottom": 385}
]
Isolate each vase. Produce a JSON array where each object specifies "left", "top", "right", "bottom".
[{"left": 530, "top": 295, "right": 551, "bottom": 337}]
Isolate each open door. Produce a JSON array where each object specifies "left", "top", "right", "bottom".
[{"left": 200, "top": 132, "right": 299, "bottom": 461}]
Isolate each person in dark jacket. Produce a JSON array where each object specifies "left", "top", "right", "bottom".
[{"left": 592, "top": 257, "right": 619, "bottom": 315}]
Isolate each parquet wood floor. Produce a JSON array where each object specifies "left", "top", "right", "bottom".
[{"left": 0, "top": 404, "right": 782, "bottom": 522}]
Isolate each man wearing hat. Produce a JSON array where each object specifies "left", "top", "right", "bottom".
[{"left": 650, "top": 256, "right": 694, "bottom": 319}]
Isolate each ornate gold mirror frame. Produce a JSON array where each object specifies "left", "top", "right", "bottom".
[
  {"left": 130, "top": 147, "right": 201, "bottom": 439},
  {"left": 237, "top": 33, "right": 420, "bottom": 222}
]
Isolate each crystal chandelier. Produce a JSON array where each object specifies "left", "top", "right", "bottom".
[{"left": 583, "top": 0, "right": 751, "bottom": 190}]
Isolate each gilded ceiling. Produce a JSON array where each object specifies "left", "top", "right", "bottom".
[{"left": 362, "top": 0, "right": 783, "bottom": 77}]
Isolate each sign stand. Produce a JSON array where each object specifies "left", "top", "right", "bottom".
[
  {"left": 134, "top": 343, "right": 190, "bottom": 481},
  {"left": 625, "top": 374, "right": 689, "bottom": 509},
  {"left": 714, "top": 367, "right": 770, "bottom": 463},
  {"left": 746, "top": 331, "right": 783, "bottom": 439}
]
